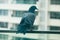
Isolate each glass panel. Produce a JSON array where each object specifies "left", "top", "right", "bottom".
[
  {"left": 51, "top": 0, "right": 60, "bottom": 5},
  {"left": 0, "top": 10, "right": 8, "bottom": 16},
  {"left": 10, "top": 23, "right": 19, "bottom": 30},
  {"left": 12, "top": 0, "right": 37, "bottom": 4},
  {"left": 23, "top": 0, "right": 36, "bottom": 4},
  {"left": 50, "top": 26, "right": 60, "bottom": 30},
  {"left": 0, "top": 22, "right": 8, "bottom": 28},
  {"left": 12, "top": 37, "right": 38, "bottom": 40},
  {"left": 12, "top": 10, "right": 27, "bottom": 17},
  {"left": 0, "top": 34, "right": 8, "bottom": 40},
  {"left": 0, "top": 33, "right": 60, "bottom": 40},
  {"left": 50, "top": 12, "right": 60, "bottom": 19}
]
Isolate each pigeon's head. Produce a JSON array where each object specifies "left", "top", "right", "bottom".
[{"left": 28, "top": 6, "right": 38, "bottom": 13}]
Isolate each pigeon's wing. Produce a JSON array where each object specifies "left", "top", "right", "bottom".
[
  {"left": 19, "top": 18, "right": 25, "bottom": 24},
  {"left": 24, "top": 13, "right": 36, "bottom": 25},
  {"left": 16, "top": 17, "right": 27, "bottom": 34}
]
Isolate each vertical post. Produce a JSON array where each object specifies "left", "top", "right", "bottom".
[
  {"left": 38, "top": 0, "right": 49, "bottom": 40},
  {"left": 36, "top": 0, "right": 40, "bottom": 31},
  {"left": 8, "top": 10, "right": 13, "bottom": 29},
  {"left": 39, "top": 0, "right": 49, "bottom": 31}
]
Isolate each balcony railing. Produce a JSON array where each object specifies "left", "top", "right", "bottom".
[
  {"left": 0, "top": 30, "right": 60, "bottom": 34},
  {"left": 0, "top": 30, "right": 60, "bottom": 40}
]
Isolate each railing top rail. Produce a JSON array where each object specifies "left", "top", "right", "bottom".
[{"left": 0, "top": 30, "right": 60, "bottom": 34}]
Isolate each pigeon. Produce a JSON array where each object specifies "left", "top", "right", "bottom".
[{"left": 16, "top": 6, "right": 38, "bottom": 35}]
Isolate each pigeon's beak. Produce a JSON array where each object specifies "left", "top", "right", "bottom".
[
  {"left": 36, "top": 8, "right": 38, "bottom": 11},
  {"left": 36, "top": 8, "right": 38, "bottom": 10},
  {"left": 36, "top": 7, "right": 38, "bottom": 10}
]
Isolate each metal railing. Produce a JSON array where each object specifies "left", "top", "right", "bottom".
[{"left": 0, "top": 30, "right": 60, "bottom": 34}]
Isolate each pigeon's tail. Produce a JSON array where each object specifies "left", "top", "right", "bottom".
[
  {"left": 16, "top": 24, "right": 27, "bottom": 35},
  {"left": 16, "top": 29, "right": 26, "bottom": 35}
]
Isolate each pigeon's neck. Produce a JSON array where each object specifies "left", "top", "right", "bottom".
[
  {"left": 28, "top": 9, "right": 35, "bottom": 13},
  {"left": 28, "top": 11, "right": 34, "bottom": 13}
]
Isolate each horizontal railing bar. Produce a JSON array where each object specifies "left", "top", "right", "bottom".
[{"left": 0, "top": 30, "right": 60, "bottom": 34}]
